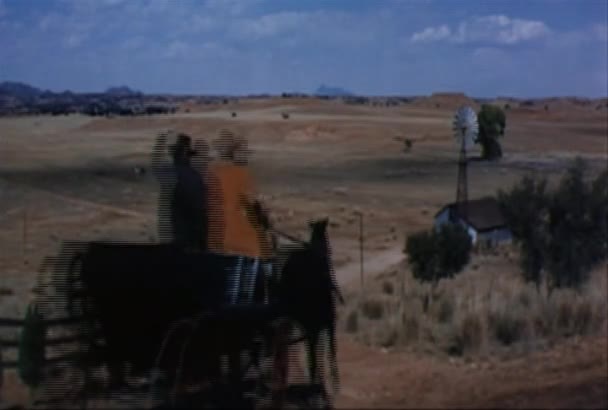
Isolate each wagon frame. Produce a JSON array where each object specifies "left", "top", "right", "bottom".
[{"left": 49, "top": 223, "right": 338, "bottom": 410}]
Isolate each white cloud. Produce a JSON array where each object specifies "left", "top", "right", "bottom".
[
  {"left": 39, "top": 13, "right": 62, "bottom": 31},
  {"left": 235, "top": 11, "right": 308, "bottom": 39},
  {"left": 162, "top": 40, "right": 234, "bottom": 62},
  {"left": 102, "top": 0, "right": 126, "bottom": 5},
  {"left": 229, "top": 9, "right": 381, "bottom": 48},
  {"left": 121, "top": 36, "right": 145, "bottom": 51},
  {"left": 164, "top": 40, "right": 190, "bottom": 58},
  {"left": 203, "top": 0, "right": 260, "bottom": 16},
  {"left": 592, "top": 23, "right": 607, "bottom": 42},
  {"left": 411, "top": 14, "right": 550, "bottom": 45},
  {"left": 410, "top": 24, "right": 451, "bottom": 43},
  {"left": 64, "top": 33, "right": 87, "bottom": 48},
  {"left": 545, "top": 23, "right": 608, "bottom": 49},
  {"left": 190, "top": 14, "right": 219, "bottom": 32}
]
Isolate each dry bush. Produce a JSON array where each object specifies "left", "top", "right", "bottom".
[
  {"left": 382, "top": 281, "right": 394, "bottom": 295},
  {"left": 446, "top": 313, "right": 484, "bottom": 356},
  {"left": 489, "top": 308, "right": 529, "bottom": 346},
  {"left": 341, "top": 254, "right": 608, "bottom": 358},
  {"left": 345, "top": 310, "right": 359, "bottom": 333},
  {"left": 361, "top": 298, "right": 385, "bottom": 320},
  {"left": 433, "top": 297, "right": 454, "bottom": 324},
  {"left": 401, "top": 312, "right": 420, "bottom": 344}
]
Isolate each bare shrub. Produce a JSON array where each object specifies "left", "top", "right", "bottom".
[
  {"left": 361, "top": 299, "right": 384, "bottom": 320},
  {"left": 556, "top": 298, "right": 575, "bottom": 336},
  {"left": 517, "top": 288, "right": 532, "bottom": 308},
  {"left": 346, "top": 310, "right": 359, "bottom": 333},
  {"left": 341, "top": 256, "right": 607, "bottom": 358},
  {"left": 446, "top": 313, "right": 484, "bottom": 356},
  {"left": 382, "top": 281, "right": 394, "bottom": 295},
  {"left": 401, "top": 313, "right": 420, "bottom": 344},
  {"left": 532, "top": 304, "right": 553, "bottom": 339},
  {"left": 573, "top": 300, "right": 593, "bottom": 335},
  {"left": 460, "top": 314, "right": 484, "bottom": 351},
  {"left": 380, "top": 327, "right": 399, "bottom": 348},
  {"left": 435, "top": 297, "right": 454, "bottom": 324},
  {"left": 489, "top": 309, "right": 527, "bottom": 346}
]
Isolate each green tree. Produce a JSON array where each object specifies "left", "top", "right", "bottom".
[
  {"left": 405, "top": 224, "right": 472, "bottom": 286},
  {"left": 436, "top": 224, "right": 473, "bottom": 277},
  {"left": 477, "top": 104, "right": 506, "bottom": 160},
  {"left": 498, "top": 175, "right": 549, "bottom": 289},
  {"left": 545, "top": 160, "right": 605, "bottom": 289},
  {"left": 499, "top": 159, "right": 608, "bottom": 291},
  {"left": 405, "top": 230, "right": 438, "bottom": 284},
  {"left": 590, "top": 168, "right": 608, "bottom": 258}
]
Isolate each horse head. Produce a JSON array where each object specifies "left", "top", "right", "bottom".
[
  {"left": 307, "top": 218, "right": 343, "bottom": 304},
  {"left": 308, "top": 218, "right": 329, "bottom": 242},
  {"left": 278, "top": 218, "right": 343, "bottom": 315}
]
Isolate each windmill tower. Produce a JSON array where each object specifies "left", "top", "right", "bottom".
[{"left": 452, "top": 106, "right": 479, "bottom": 221}]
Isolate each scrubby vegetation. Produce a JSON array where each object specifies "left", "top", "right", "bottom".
[
  {"left": 340, "top": 259, "right": 607, "bottom": 358},
  {"left": 498, "top": 159, "right": 608, "bottom": 291},
  {"left": 343, "top": 160, "right": 607, "bottom": 359},
  {"left": 346, "top": 161, "right": 607, "bottom": 358}
]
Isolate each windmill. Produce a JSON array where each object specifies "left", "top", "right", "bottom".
[{"left": 452, "top": 106, "right": 478, "bottom": 221}]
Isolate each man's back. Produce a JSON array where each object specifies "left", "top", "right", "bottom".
[
  {"left": 207, "top": 161, "right": 270, "bottom": 258},
  {"left": 172, "top": 163, "right": 207, "bottom": 250}
]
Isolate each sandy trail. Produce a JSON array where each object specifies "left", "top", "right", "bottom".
[{"left": 335, "top": 246, "right": 405, "bottom": 288}]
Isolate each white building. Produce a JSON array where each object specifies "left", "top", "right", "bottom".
[{"left": 434, "top": 197, "right": 512, "bottom": 247}]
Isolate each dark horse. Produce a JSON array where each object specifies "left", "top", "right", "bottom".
[
  {"left": 277, "top": 218, "right": 343, "bottom": 394},
  {"left": 63, "top": 219, "right": 342, "bottom": 406}
]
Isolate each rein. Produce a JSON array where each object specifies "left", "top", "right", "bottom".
[{"left": 269, "top": 226, "right": 308, "bottom": 247}]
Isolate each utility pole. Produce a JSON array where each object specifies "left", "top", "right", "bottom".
[
  {"left": 356, "top": 210, "right": 364, "bottom": 292},
  {"left": 22, "top": 207, "right": 28, "bottom": 266}
]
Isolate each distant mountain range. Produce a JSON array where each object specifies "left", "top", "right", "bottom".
[
  {"left": 0, "top": 81, "right": 142, "bottom": 98},
  {"left": 0, "top": 81, "right": 354, "bottom": 99},
  {"left": 315, "top": 84, "right": 353, "bottom": 97},
  {"left": 0, "top": 81, "right": 44, "bottom": 99},
  {"left": 105, "top": 86, "right": 142, "bottom": 96}
]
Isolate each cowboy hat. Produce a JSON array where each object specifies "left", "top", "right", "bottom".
[
  {"left": 170, "top": 133, "right": 197, "bottom": 157},
  {"left": 213, "top": 129, "right": 245, "bottom": 160}
]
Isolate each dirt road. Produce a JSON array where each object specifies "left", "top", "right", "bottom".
[
  {"left": 335, "top": 246, "right": 405, "bottom": 287},
  {"left": 335, "top": 334, "right": 608, "bottom": 409}
]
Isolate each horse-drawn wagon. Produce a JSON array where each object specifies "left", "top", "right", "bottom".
[{"left": 37, "top": 219, "right": 341, "bottom": 409}]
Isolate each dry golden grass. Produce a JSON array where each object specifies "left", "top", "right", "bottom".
[{"left": 340, "top": 250, "right": 608, "bottom": 359}]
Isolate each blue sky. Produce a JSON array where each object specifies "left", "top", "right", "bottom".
[{"left": 0, "top": 0, "right": 606, "bottom": 97}]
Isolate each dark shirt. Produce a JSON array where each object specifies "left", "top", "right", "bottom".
[{"left": 171, "top": 163, "right": 208, "bottom": 251}]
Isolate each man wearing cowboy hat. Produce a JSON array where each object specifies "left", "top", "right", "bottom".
[
  {"left": 152, "top": 131, "right": 207, "bottom": 250},
  {"left": 207, "top": 129, "right": 273, "bottom": 305}
]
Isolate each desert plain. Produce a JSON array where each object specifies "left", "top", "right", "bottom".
[{"left": 0, "top": 95, "right": 607, "bottom": 408}]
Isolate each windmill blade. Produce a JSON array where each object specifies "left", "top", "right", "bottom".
[{"left": 453, "top": 106, "right": 478, "bottom": 150}]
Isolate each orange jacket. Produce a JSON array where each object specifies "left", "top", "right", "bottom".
[{"left": 206, "top": 161, "right": 272, "bottom": 259}]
